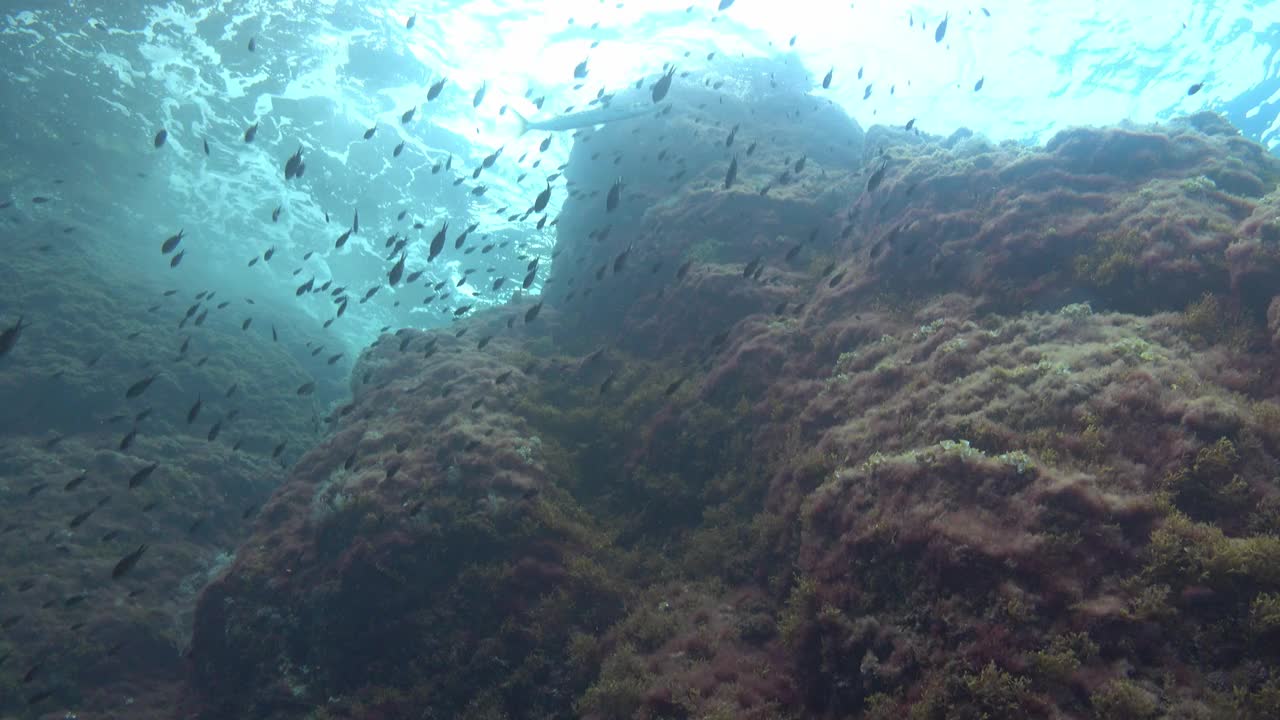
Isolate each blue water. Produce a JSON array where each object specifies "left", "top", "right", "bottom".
[{"left": 1, "top": 0, "right": 1275, "bottom": 358}]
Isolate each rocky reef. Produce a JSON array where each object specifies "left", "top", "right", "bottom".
[
  {"left": 0, "top": 229, "right": 325, "bottom": 717},
  {"left": 179, "top": 75, "right": 1280, "bottom": 720}
]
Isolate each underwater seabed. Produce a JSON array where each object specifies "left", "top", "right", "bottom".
[{"left": 7, "top": 97, "right": 1280, "bottom": 719}]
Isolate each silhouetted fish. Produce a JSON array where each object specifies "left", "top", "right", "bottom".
[
  {"left": 125, "top": 374, "right": 159, "bottom": 399},
  {"left": 652, "top": 65, "right": 676, "bottom": 103},
  {"left": 606, "top": 177, "right": 622, "bottom": 211},
  {"left": 161, "top": 229, "right": 184, "bottom": 254},
  {"left": 0, "top": 316, "right": 29, "bottom": 359},
  {"left": 111, "top": 544, "right": 148, "bottom": 579},
  {"left": 127, "top": 462, "right": 158, "bottom": 489}
]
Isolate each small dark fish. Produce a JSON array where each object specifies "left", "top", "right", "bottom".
[
  {"left": 389, "top": 253, "right": 406, "bottom": 286},
  {"left": 743, "top": 256, "right": 762, "bottom": 278},
  {"left": 64, "top": 473, "right": 87, "bottom": 491},
  {"left": 244, "top": 122, "right": 258, "bottom": 143},
  {"left": 161, "top": 229, "right": 184, "bottom": 254},
  {"left": 473, "top": 82, "right": 487, "bottom": 107},
  {"left": 524, "top": 302, "right": 543, "bottom": 323},
  {"left": 935, "top": 13, "right": 948, "bottom": 43},
  {"left": 272, "top": 440, "right": 287, "bottom": 458},
  {"left": 599, "top": 371, "right": 616, "bottom": 395},
  {"left": 125, "top": 374, "right": 159, "bottom": 399},
  {"left": 664, "top": 378, "right": 685, "bottom": 396},
  {"left": 248, "top": 37, "right": 256, "bottom": 52},
  {"left": 866, "top": 160, "right": 889, "bottom": 193},
  {"left": 613, "top": 246, "right": 632, "bottom": 274},
  {"left": 242, "top": 317, "right": 252, "bottom": 330},
  {"left": 187, "top": 395, "right": 202, "bottom": 424},
  {"left": 0, "top": 316, "right": 30, "bottom": 359},
  {"left": 31, "top": 196, "right": 50, "bottom": 204},
  {"left": 363, "top": 125, "right": 377, "bottom": 139},
  {"left": 905, "top": 118, "right": 916, "bottom": 130},
  {"left": 170, "top": 249, "right": 185, "bottom": 268},
  {"left": 724, "top": 155, "right": 738, "bottom": 189},
  {"left": 119, "top": 427, "right": 137, "bottom": 451},
  {"left": 822, "top": 68, "right": 833, "bottom": 89},
  {"left": 264, "top": 246, "right": 275, "bottom": 261},
  {"left": 973, "top": 76, "right": 984, "bottom": 92},
  {"left": 394, "top": 141, "right": 405, "bottom": 157},
  {"left": 111, "top": 544, "right": 148, "bottom": 579},
  {"left": 429, "top": 221, "right": 448, "bottom": 261},
  {"left": 203, "top": 138, "right": 210, "bottom": 155},
  {"left": 297, "top": 382, "right": 316, "bottom": 396},
  {"left": 428, "top": 77, "right": 447, "bottom": 100},
  {"left": 353, "top": 208, "right": 360, "bottom": 234},
  {"left": 154, "top": 128, "right": 168, "bottom": 148},
  {"left": 676, "top": 260, "right": 693, "bottom": 280},
  {"left": 1187, "top": 81, "right": 1204, "bottom": 96},
  {"left": 207, "top": 420, "right": 222, "bottom": 442},
  {"left": 574, "top": 58, "right": 589, "bottom": 79},
  {"left": 652, "top": 65, "right": 676, "bottom": 103},
  {"left": 785, "top": 243, "right": 803, "bottom": 261},
  {"left": 272, "top": 205, "right": 282, "bottom": 222},
  {"left": 606, "top": 177, "right": 622, "bottom": 212},
  {"left": 335, "top": 229, "right": 352, "bottom": 248},
  {"left": 128, "top": 462, "right": 158, "bottom": 489},
  {"left": 406, "top": 14, "right": 416, "bottom": 28},
  {"left": 27, "top": 482, "right": 49, "bottom": 498},
  {"left": 271, "top": 325, "right": 278, "bottom": 342},
  {"left": 828, "top": 270, "right": 846, "bottom": 288},
  {"left": 69, "top": 506, "right": 97, "bottom": 528},
  {"left": 533, "top": 182, "right": 552, "bottom": 212}
]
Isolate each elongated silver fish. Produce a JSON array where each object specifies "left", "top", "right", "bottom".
[{"left": 512, "top": 103, "right": 658, "bottom": 135}]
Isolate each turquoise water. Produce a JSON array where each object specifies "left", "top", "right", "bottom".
[{"left": 0, "top": 0, "right": 1275, "bottom": 352}]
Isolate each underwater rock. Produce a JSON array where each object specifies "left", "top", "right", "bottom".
[{"left": 182, "top": 105, "right": 1280, "bottom": 720}]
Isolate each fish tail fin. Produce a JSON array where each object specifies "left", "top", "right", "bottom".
[{"left": 511, "top": 108, "right": 530, "bottom": 136}]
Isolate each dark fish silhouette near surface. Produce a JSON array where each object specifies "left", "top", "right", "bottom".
[
  {"left": 652, "top": 65, "right": 676, "bottom": 103},
  {"left": 161, "top": 229, "right": 184, "bottom": 254}
]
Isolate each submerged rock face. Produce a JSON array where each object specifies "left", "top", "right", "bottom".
[
  {"left": 184, "top": 83, "right": 1280, "bottom": 720},
  {"left": 0, "top": 235, "right": 318, "bottom": 716}
]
